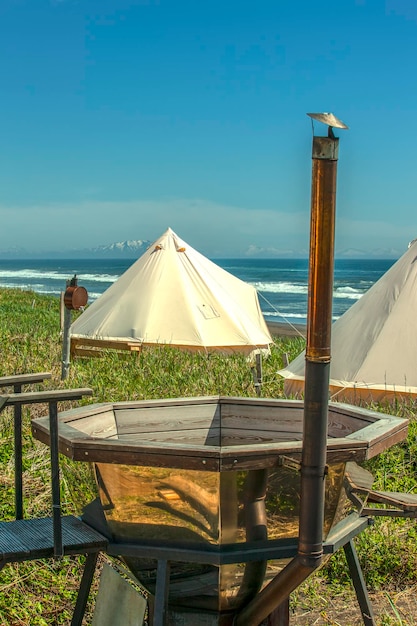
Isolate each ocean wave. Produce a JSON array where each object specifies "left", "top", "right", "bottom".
[
  {"left": 266, "top": 311, "right": 307, "bottom": 320},
  {"left": 0, "top": 269, "right": 119, "bottom": 283},
  {"left": 86, "top": 292, "right": 103, "bottom": 301},
  {"left": 333, "top": 286, "right": 363, "bottom": 300},
  {"left": 0, "top": 282, "right": 64, "bottom": 296},
  {"left": 253, "top": 281, "right": 308, "bottom": 295},
  {"left": 0, "top": 282, "right": 104, "bottom": 301},
  {"left": 254, "top": 281, "right": 363, "bottom": 301},
  {"left": 76, "top": 273, "right": 119, "bottom": 283}
]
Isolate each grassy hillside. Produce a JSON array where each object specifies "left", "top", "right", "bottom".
[{"left": 0, "top": 287, "right": 416, "bottom": 625}]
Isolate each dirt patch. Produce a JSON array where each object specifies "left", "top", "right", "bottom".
[{"left": 291, "top": 586, "right": 417, "bottom": 625}]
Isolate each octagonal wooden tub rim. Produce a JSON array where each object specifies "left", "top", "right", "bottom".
[{"left": 31, "top": 396, "right": 408, "bottom": 471}]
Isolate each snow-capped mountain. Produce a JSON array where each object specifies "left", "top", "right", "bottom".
[{"left": 89, "top": 239, "right": 151, "bottom": 257}]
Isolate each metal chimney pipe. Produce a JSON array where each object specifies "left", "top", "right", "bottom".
[
  {"left": 298, "top": 128, "right": 339, "bottom": 569},
  {"left": 234, "top": 114, "right": 347, "bottom": 626}
]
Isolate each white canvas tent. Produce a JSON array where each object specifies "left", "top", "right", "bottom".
[
  {"left": 279, "top": 239, "right": 417, "bottom": 403},
  {"left": 70, "top": 228, "right": 273, "bottom": 357}
]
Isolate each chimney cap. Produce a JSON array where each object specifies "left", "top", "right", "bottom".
[{"left": 307, "top": 112, "right": 348, "bottom": 129}]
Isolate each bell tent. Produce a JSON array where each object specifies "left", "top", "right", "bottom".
[
  {"left": 70, "top": 228, "right": 273, "bottom": 358},
  {"left": 279, "top": 239, "right": 417, "bottom": 403}
]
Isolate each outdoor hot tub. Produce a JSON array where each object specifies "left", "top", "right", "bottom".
[{"left": 32, "top": 395, "right": 408, "bottom": 620}]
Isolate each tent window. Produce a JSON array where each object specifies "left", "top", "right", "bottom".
[{"left": 198, "top": 304, "right": 220, "bottom": 319}]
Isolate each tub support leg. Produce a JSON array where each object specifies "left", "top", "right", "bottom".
[
  {"left": 343, "top": 540, "right": 376, "bottom": 626},
  {"left": 153, "top": 559, "right": 170, "bottom": 626}
]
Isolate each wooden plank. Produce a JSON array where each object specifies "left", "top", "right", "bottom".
[
  {"left": 219, "top": 446, "right": 368, "bottom": 470},
  {"left": 71, "top": 337, "right": 142, "bottom": 353},
  {"left": 364, "top": 426, "right": 409, "bottom": 459},
  {"left": 218, "top": 396, "right": 305, "bottom": 408},
  {"left": 328, "top": 403, "right": 399, "bottom": 440},
  {"left": 112, "top": 396, "right": 220, "bottom": 410},
  {"left": 329, "top": 402, "right": 378, "bottom": 423},
  {"left": 71, "top": 337, "right": 136, "bottom": 348},
  {"left": 0, "top": 516, "right": 106, "bottom": 563},
  {"left": 328, "top": 411, "right": 375, "bottom": 437},
  {"left": 344, "top": 416, "right": 408, "bottom": 454},
  {"left": 75, "top": 447, "right": 222, "bottom": 470},
  {"left": 345, "top": 462, "right": 374, "bottom": 491},
  {"left": 220, "top": 402, "right": 304, "bottom": 418},
  {"left": 0, "top": 372, "right": 52, "bottom": 388},
  {"left": 59, "top": 403, "right": 114, "bottom": 422},
  {"left": 368, "top": 490, "right": 417, "bottom": 508},
  {"left": 0, "top": 526, "right": 31, "bottom": 560},
  {"left": 116, "top": 429, "right": 220, "bottom": 446},
  {"left": 32, "top": 420, "right": 118, "bottom": 455},
  {"left": 31, "top": 404, "right": 116, "bottom": 442},
  {"left": 220, "top": 403, "right": 304, "bottom": 432},
  {"left": 220, "top": 428, "right": 302, "bottom": 445},
  {"left": 60, "top": 411, "right": 117, "bottom": 438},
  {"left": 115, "top": 404, "right": 220, "bottom": 434},
  {"left": 221, "top": 414, "right": 303, "bottom": 436},
  {"left": 2, "top": 388, "right": 93, "bottom": 406},
  {"left": 73, "top": 348, "right": 105, "bottom": 358}
]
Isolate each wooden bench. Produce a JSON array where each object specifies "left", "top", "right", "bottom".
[{"left": 345, "top": 461, "right": 417, "bottom": 518}]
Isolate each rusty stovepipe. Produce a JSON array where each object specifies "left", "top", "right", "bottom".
[{"left": 234, "top": 114, "right": 347, "bottom": 626}]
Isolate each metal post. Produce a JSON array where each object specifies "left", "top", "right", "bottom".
[
  {"left": 49, "top": 400, "right": 63, "bottom": 557},
  {"left": 252, "top": 353, "right": 263, "bottom": 397},
  {"left": 61, "top": 305, "right": 72, "bottom": 381},
  {"left": 13, "top": 384, "right": 23, "bottom": 520},
  {"left": 153, "top": 560, "right": 171, "bottom": 626}
]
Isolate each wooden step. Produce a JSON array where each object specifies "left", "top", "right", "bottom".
[{"left": 0, "top": 515, "right": 107, "bottom": 565}]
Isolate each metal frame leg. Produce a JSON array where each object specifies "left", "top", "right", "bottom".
[
  {"left": 71, "top": 552, "right": 100, "bottom": 626},
  {"left": 49, "top": 400, "right": 63, "bottom": 557},
  {"left": 13, "top": 390, "right": 24, "bottom": 520},
  {"left": 153, "top": 560, "right": 171, "bottom": 626},
  {"left": 343, "top": 540, "right": 376, "bottom": 626}
]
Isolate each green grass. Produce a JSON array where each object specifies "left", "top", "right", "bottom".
[{"left": 1, "top": 287, "right": 417, "bottom": 624}]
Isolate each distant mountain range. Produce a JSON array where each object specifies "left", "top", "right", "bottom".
[
  {"left": 88, "top": 240, "right": 152, "bottom": 258},
  {"left": 243, "top": 246, "right": 402, "bottom": 259},
  {"left": 0, "top": 240, "right": 403, "bottom": 260},
  {"left": 335, "top": 247, "right": 402, "bottom": 259}
]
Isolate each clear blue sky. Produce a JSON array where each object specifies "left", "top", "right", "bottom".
[{"left": 1, "top": 0, "right": 416, "bottom": 257}]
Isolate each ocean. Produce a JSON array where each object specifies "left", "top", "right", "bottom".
[{"left": 0, "top": 257, "right": 396, "bottom": 326}]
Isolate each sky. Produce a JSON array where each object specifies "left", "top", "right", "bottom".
[{"left": 1, "top": 0, "right": 417, "bottom": 258}]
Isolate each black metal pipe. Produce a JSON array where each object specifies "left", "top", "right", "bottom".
[
  {"left": 234, "top": 556, "right": 313, "bottom": 625},
  {"left": 13, "top": 383, "right": 23, "bottom": 520},
  {"left": 49, "top": 400, "right": 63, "bottom": 557},
  {"left": 236, "top": 469, "right": 269, "bottom": 603},
  {"left": 243, "top": 469, "right": 269, "bottom": 543},
  {"left": 234, "top": 128, "right": 340, "bottom": 626},
  {"left": 298, "top": 360, "right": 330, "bottom": 566}
]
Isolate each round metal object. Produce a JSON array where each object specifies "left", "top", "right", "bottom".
[{"left": 64, "top": 286, "right": 88, "bottom": 310}]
